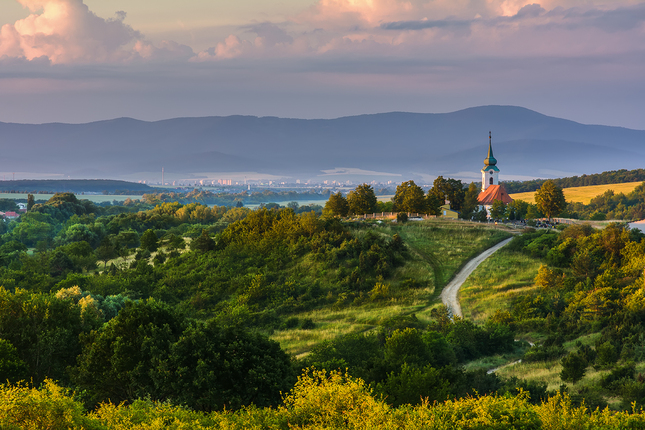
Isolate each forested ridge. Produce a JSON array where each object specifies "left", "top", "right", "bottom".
[
  {"left": 4, "top": 190, "right": 645, "bottom": 428},
  {"left": 503, "top": 168, "right": 645, "bottom": 194}
]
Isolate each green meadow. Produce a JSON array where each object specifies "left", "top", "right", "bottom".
[
  {"left": 459, "top": 248, "right": 543, "bottom": 323},
  {"left": 271, "top": 219, "right": 513, "bottom": 355}
]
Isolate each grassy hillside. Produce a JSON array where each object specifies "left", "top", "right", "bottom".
[
  {"left": 271, "top": 220, "right": 513, "bottom": 356},
  {"left": 510, "top": 181, "right": 643, "bottom": 204},
  {"left": 459, "top": 247, "right": 542, "bottom": 323}
]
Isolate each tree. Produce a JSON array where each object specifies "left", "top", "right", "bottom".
[
  {"left": 392, "top": 180, "right": 427, "bottom": 213},
  {"left": 489, "top": 200, "right": 507, "bottom": 220},
  {"left": 507, "top": 200, "right": 529, "bottom": 220},
  {"left": 473, "top": 206, "right": 488, "bottom": 222},
  {"left": 162, "top": 321, "right": 295, "bottom": 411},
  {"left": 96, "top": 237, "right": 117, "bottom": 269},
  {"left": 140, "top": 229, "right": 159, "bottom": 252},
  {"left": 428, "top": 176, "right": 465, "bottom": 211},
  {"left": 0, "top": 339, "right": 28, "bottom": 383},
  {"left": 525, "top": 204, "right": 543, "bottom": 220},
  {"left": 0, "top": 289, "right": 93, "bottom": 385},
  {"left": 73, "top": 299, "right": 184, "bottom": 407},
  {"left": 324, "top": 192, "right": 349, "bottom": 217},
  {"left": 27, "top": 194, "right": 35, "bottom": 211},
  {"left": 460, "top": 183, "right": 480, "bottom": 220},
  {"left": 560, "top": 352, "right": 587, "bottom": 383},
  {"left": 426, "top": 193, "right": 441, "bottom": 216},
  {"left": 190, "top": 229, "right": 215, "bottom": 253},
  {"left": 535, "top": 180, "right": 566, "bottom": 221},
  {"left": 347, "top": 184, "right": 377, "bottom": 215}
]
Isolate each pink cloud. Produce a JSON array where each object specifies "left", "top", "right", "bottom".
[{"left": 0, "top": 0, "right": 193, "bottom": 64}]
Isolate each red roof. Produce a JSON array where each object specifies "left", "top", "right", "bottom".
[{"left": 477, "top": 185, "right": 514, "bottom": 205}]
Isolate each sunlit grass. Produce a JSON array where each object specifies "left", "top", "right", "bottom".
[
  {"left": 272, "top": 299, "right": 431, "bottom": 355},
  {"left": 459, "top": 249, "right": 542, "bottom": 323}
]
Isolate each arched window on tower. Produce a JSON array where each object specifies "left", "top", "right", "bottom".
[{"left": 489, "top": 177, "right": 493, "bottom": 185}]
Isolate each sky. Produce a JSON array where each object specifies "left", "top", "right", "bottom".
[{"left": 1, "top": 0, "right": 645, "bottom": 129}]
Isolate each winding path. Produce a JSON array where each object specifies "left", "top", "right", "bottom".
[{"left": 440, "top": 237, "right": 514, "bottom": 318}]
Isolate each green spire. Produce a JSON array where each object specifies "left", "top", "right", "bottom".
[{"left": 484, "top": 131, "right": 497, "bottom": 166}]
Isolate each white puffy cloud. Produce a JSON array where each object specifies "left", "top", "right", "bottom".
[{"left": 0, "top": 0, "right": 193, "bottom": 64}]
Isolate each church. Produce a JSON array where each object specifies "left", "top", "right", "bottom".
[{"left": 477, "top": 132, "right": 513, "bottom": 216}]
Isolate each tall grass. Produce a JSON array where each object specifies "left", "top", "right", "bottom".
[{"left": 459, "top": 248, "right": 542, "bottom": 323}]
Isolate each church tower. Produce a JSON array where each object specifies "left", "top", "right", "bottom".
[{"left": 481, "top": 131, "right": 499, "bottom": 192}]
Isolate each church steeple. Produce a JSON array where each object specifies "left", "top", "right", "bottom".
[
  {"left": 481, "top": 131, "right": 500, "bottom": 192},
  {"left": 483, "top": 131, "right": 497, "bottom": 166}
]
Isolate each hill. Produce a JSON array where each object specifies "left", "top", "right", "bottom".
[
  {"left": 510, "top": 181, "right": 644, "bottom": 205},
  {"left": 0, "top": 179, "right": 153, "bottom": 194},
  {"left": 2, "top": 106, "right": 644, "bottom": 182}
]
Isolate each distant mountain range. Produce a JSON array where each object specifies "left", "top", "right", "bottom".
[{"left": 1, "top": 106, "right": 643, "bottom": 184}]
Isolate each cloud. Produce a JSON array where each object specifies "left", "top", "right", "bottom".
[{"left": 0, "top": 0, "right": 193, "bottom": 64}]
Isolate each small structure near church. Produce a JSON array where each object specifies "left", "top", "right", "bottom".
[
  {"left": 440, "top": 200, "right": 459, "bottom": 219},
  {"left": 477, "top": 132, "right": 513, "bottom": 217}
]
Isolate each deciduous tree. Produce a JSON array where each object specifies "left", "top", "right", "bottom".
[
  {"left": 535, "top": 180, "right": 566, "bottom": 221},
  {"left": 428, "top": 176, "right": 465, "bottom": 211},
  {"left": 324, "top": 192, "right": 349, "bottom": 217},
  {"left": 392, "top": 180, "right": 427, "bottom": 213},
  {"left": 140, "top": 229, "right": 159, "bottom": 252},
  {"left": 347, "top": 184, "right": 377, "bottom": 215}
]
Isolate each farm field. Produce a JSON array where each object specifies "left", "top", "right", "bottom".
[{"left": 510, "top": 181, "right": 642, "bottom": 204}]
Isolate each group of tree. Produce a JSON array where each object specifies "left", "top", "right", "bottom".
[
  {"left": 499, "top": 221, "right": 645, "bottom": 409},
  {"left": 324, "top": 177, "right": 470, "bottom": 218}
]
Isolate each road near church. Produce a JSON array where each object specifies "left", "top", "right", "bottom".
[{"left": 440, "top": 237, "right": 514, "bottom": 318}]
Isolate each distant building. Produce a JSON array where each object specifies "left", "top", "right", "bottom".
[
  {"left": 477, "top": 132, "right": 513, "bottom": 217},
  {"left": 4, "top": 211, "right": 19, "bottom": 220},
  {"left": 440, "top": 202, "right": 459, "bottom": 219}
]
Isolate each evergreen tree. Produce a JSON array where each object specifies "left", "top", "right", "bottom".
[
  {"left": 560, "top": 352, "right": 587, "bottom": 383},
  {"left": 460, "top": 183, "right": 480, "bottom": 220},
  {"left": 27, "top": 194, "right": 35, "bottom": 211}
]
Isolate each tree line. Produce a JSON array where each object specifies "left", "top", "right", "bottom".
[{"left": 502, "top": 168, "right": 645, "bottom": 193}]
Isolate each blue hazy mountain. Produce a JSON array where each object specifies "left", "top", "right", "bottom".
[{"left": 1, "top": 106, "right": 643, "bottom": 182}]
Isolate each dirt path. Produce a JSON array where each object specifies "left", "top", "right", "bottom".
[{"left": 440, "top": 237, "right": 514, "bottom": 318}]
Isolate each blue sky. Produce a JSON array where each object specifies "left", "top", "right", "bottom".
[{"left": 1, "top": 0, "right": 645, "bottom": 129}]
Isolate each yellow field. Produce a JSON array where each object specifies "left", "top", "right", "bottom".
[{"left": 510, "top": 181, "right": 643, "bottom": 204}]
